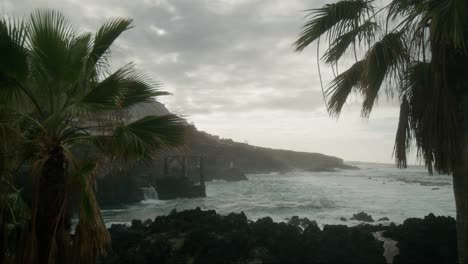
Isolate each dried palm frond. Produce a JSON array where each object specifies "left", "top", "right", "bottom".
[
  {"left": 401, "top": 61, "right": 459, "bottom": 174},
  {"left": 71, "top": 161, "right": 110, "bottom": 264}
]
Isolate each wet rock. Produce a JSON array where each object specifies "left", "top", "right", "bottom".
[
  {"left": 300, "top": 217, "right": 314, "bottom": 228},
  {"left": 288, "top": 216, "right": 301, "bottom": 226},
  {"left": 352, "top": 212, "right": 375, "bottom": 222},
  {"left": 143, "top": 219, "right": 153, "bottom": 226},
  {"left": 340, "top": 217, "right": 347, "bottom": 221},
  {"left": 131, "top": 219, "right": 144, "bottom": 230},
  {"left": 303, "top": 221, "right": 321, "bottom": 234},
  {"left": 105, "top": 209, "right": 386, "bottom": 264},
  {"left": 288, "top": 216, "right": 315, "bottom": 228},
  {"left": 383, "top": 213, "right": 457, "bottom": 264},
  {"left": 107, "top": 223, "right": 145, "bottom": 256},
  {"left": 317, "top": 225, "right": 385, "bottom": 263},
  {"left": 104, "top": 210, "right": 452, "bottom": 264},
  {"left": 378, "top": 217, "right": 390, "bottom": 221},
  {"left": 216, "top": 167, "right": 248, "bottom": 181}
]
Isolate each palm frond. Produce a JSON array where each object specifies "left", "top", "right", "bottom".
[
  {"left": 59, "top": 33, "right": 93, "bottom": 107},
  {"left": 88, "top": 18, "right": 133, "bottom": 74},
  {"left": 388, "top": 0, "right": 428, "bottom": 20},
  {"left": 66, "top": 33, "right": 93, "bottom": 80},
  {"left": 68, "top": 68, "right": 126, "bottom": 114},
  {"left": 69, "top": 64, "right": 168, "bottom": 115},
  {"left": 0, "top": 17, "right": 29, "bottom": 105},
  {"left": 402, "top": 61, "right": 459, "bottom": 173},
  {"left": 70, "top": 160, "right": 110, "bottom": 263},
  {"left": 421, "top": 0, "right": 467, "bottom": 50},
  {"left": 394, "top": 96, "right": 411, "bottom": 168},
  {"left": 361, "top": 32, "right": 408, "bottom": 116},
  {"left": 107, "top": 114, "right": 186, "bottom": 162},
  {"left": 111, "top": 65, "right": 169, "bottom": 109},
  {"left": 27, "top": 10, "right": 76, "bottom": 82},
  {"left": 294, "top": 0, "right": 373, "bottom": 52},
  {"left": 322, "top": 20, "right": 379, "bottom": 64},
  {"left": 326, "top": 60, "right": 365, "bottom": 116}
]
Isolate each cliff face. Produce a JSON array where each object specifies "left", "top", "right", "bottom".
[
  {"left": 97, "top": 101, "right": 349, "bottom": 206},
  {"left": 127, "top": 101, "right": 345, "bottom": 174},
  {"left": 254, "top": 148, "right": 343, "bottom": 171},
  {"left": 179, "top": 127, "right": 344, "bottom": 174}
]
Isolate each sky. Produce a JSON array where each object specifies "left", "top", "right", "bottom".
[{"left": 5, "top": 0, "right": 415, "bottom": 164}]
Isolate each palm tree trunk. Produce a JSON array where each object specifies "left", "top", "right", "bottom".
[
  {"left": 453, "top": 170, "right": 468, "bottom": 264},
  {"left": 36, "top": 145, "right": 70, "bottom": 264},
  {"left": 457, "top": 6, "right": 468, "bottom": 263},
  {"left": 453, "top": 93, "right": 468, "bottom": 264}
]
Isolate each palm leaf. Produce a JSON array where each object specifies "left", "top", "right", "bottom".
[
  {"left": 394, "top": 96, "right": 411, "bottom": 168},
  {"left": 118, "top": 75, "right": 169, "bottom": 109},
  {"left": 64, "top": 33, "right": 93, "bottom": 84},
  {"left": 322, "top": 20, "right": 379, "bottom": 64},
  {"left": 59, "top": 33, "right": 93, "bottom": 108},
  {"left": 0, "top": 17, "right": 29, "bottom": 105},
  {"left": 87, "top": 18, "right": 133, "bottom": 74},
  {"left": 421, "top": 0, "right": 467, "bottom": 50},
  {"left": 361, "top": 32, "right": 408, "bottom": 116},
  {"left": 326, "top": 60, "right": 365, "bottom": 116},
  {"left": 108, "top": 114, "right": 186, "bottom": 161},
  {"left": 70, "top": 160, "right": 110, "bottom": 263},
  {"left": 28, "top": 10, "right": 76, "bottom": 82},
  {"left": 388, "top": 0, "right": 428, "bottom": 20},
  {"left": 402, "top": 61, "right": 459, "bottom": 173},
  {"left": 294, "top": 0, "right": 373, "bottom": 52},
  {"left": 69, "top": 64, "right": 168, "bottom": 114}
]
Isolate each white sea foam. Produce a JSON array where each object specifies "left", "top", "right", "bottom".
[{"left": 101, "top": 163, "right": 455, "bottom": 226}]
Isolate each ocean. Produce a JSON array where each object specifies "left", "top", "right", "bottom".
[{"left": 101, "top": 163, "right": 455, "bottom": 227}]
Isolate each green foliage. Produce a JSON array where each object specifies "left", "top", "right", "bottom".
[
  {"left": 399, "top": 62, "right": 458, "bottom": 173},
  {"left": 0, "top": 9, "right": 186, "bottom": 263},
  {"left": 326, "top": 60, "right": 365, "bottom": 116},
  {"left": 322, "top": 21, "right": 379, "bottom": 64},
  {"left": 0, "top": 18, "right": 28, "bottom": 106},
  {"left": 361, "top": 32, "right": 408, "bottom": 116},
  {"left": 294, "top": 0, "right": 374, "bottom": 52},
  {"left": 295, "top": 0, "right": 468, "bottom": 173},
  {"left": 89, "top": 18, "right": 133, "bottom": 72},
  {"left": 111, "top": 115, "right": 186, "bottom": 161}
]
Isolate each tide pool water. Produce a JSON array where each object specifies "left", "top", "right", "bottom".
[{"left": 101, "top": 163, "right": 455, "bottom": 227}]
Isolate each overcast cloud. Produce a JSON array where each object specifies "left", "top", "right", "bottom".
[{"left": 6, "top": 0, "right": 411, "bottom": 163}]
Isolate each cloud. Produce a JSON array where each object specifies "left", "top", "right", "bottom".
[
  {"left": 149, "top": 24, "right": 167, "bottom": 36},
  {"left": 8, "top": 0, "right": 327, "bottom": 113},
  {"left": 6, "top": 0, "right": 405, "bottom": 163}
]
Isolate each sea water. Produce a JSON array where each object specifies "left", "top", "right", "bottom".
[{"left": 101, "top": 163, "right": 455, "bottom": 227}]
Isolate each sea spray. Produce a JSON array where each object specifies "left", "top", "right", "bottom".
[{"left": 141, "top": 186, "right": 158, "bottom": 200}]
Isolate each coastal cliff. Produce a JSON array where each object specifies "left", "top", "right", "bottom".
[
  {"left": 176, "top": 126, "right": 347, "bottom": 175},
  {"left": 135, "top": 101, "right": 350, "bottom": 174},
  {"left": 96, "top": 101, "right": 354, "bottom": 206}
]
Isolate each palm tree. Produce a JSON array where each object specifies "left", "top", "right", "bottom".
[
  {"left": 294, "top": 0, "right": 468, "bottom": 263},
  {"left": 0, "top": 10, "right": 186, "bottom": 264}
]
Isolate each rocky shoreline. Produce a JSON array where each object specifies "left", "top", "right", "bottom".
[{"left": 101, "top": 209, "right": 456, "bottom": 264}]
